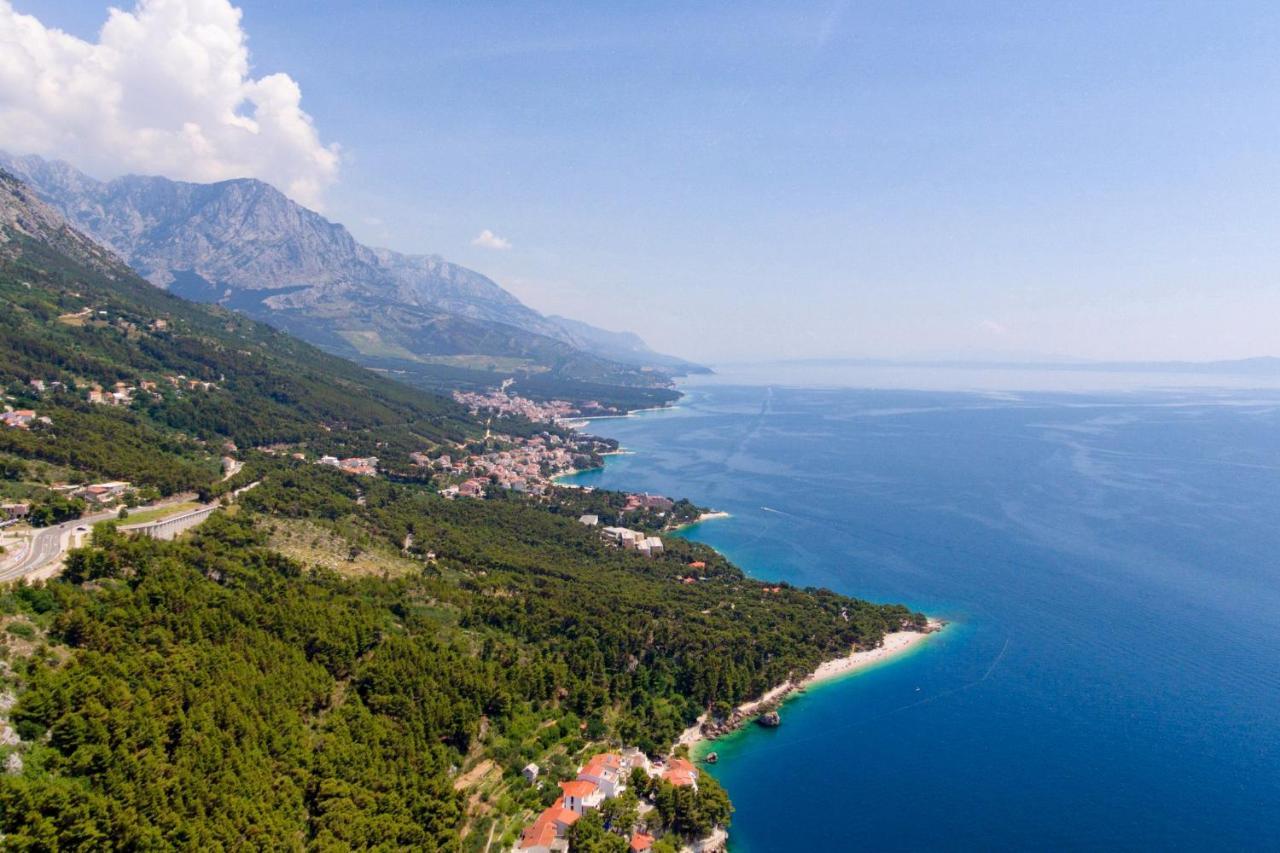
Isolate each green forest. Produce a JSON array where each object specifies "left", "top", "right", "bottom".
[{"left": 0, "top": 176, "right": 925, "bottom": 850}]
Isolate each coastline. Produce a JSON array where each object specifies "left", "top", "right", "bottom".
[
  {"left": 673, "top": 509, "right": 732, "bottom": 531},
  {"left": 678, "top": 620, "right": 945, "bottom": 752}
]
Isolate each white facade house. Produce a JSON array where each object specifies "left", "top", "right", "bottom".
[{"left": 558, "top": 780, "right": 604, "bottom": 815}]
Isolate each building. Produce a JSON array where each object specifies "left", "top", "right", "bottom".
[
  {"left": 644, "top": 537, "right": 663, "bottom": 555},
  {"left": 661, "top": 757, "right": 698, "bottom": 789},
  {"left": 522, "top": 763, "right": 540, "bottom": 783},
  {"left": 630, "top": 833, "right": 655, "bottom": 852},
  {"left": 1, "top": 503, "right": 30, "bottom": 520},
  {"left": 79, "top": 481, "right": 130, "bottom": 504},
  {"left": 518, "top": 801, "right": 579, "bottom": 852},
  {"left": 578, "top": 514, "right": 599, "bottom": 526},
  {"left": 338, "top": 457, "right": 378, "bottom": 476},
  {"left": 577, "top": 752, "right": 624, "bottom": 798},
  {"left": 0, "top": 410, "right": 36, "bottom": 429},
  {"left": 458, "top": 479, "right": 486, "bottom": 498},
  {"left": 558, "top": 779, "right": 604, "bottom": 815}
]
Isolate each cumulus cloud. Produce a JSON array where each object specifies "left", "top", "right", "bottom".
[
  {"left": 471, "top": 229, "right": 512, "bottom": 250},
  {"left": 0, "top": 0, "right": 339, "bottom": 207}
]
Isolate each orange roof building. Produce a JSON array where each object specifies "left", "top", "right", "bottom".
[
  {"left": 661, "top": 757, "right": 698, "bottom": 789},
  {"left": 559, "top": 778, "right": 603, "bottom": 814},
  {"left": 630, "top": 832, "right": 655, "bottom": 851}
]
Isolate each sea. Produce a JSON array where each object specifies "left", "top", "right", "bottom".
[{"left": 558, "top": 364, "right": 1280, "bottom": 851}]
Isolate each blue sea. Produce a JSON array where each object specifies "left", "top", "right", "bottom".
[{"left": 560, "top": 372, "right": 1280, "bottom": 851}]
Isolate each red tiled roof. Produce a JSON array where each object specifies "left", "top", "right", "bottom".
[
  {"left": 662, "top": 757, "right": 697, "bottom": 787},
  {"left": 582, "top": 752, "right": 622, "bottom": 775},
  {"left": 551, "top": 807, "right": 580, "bottom": 828},
  {"left": 519, "top": 814, "right": 558, "bottom": 849},
  {"left": 559, "top": 779, "right": 598, "bottom": 798},
  {"left": 630, "top": 832, "right": 655, "bottom": 851}
]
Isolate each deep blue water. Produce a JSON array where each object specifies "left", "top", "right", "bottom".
[{"left": 561, "top": 383, "right": 1280, "bottom": 851}]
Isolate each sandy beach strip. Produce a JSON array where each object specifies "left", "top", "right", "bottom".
[{"left": 677, "top": 620, "right": 944, "bottom": 750}]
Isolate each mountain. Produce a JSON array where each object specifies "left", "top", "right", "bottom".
[
  {"left": 0, "top": 152, "right": 704, "bottom": 398},
  {"left": 547, "top": 314, "right": 710, "bottom": 374},
  {"left": 0, "top": 167, "right": 484, "bottom": 491}
]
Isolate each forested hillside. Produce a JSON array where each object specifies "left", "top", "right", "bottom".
[
  {"left": 0, "top": 170, "right": 925, "bottom": 850},
  {"left": 1, "top": 466, "right": 921, "bottom": 849}
]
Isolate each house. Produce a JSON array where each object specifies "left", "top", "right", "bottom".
[
  {"left": 28, "top": 379, "right": 45, "bottom": 393},
  {"left": 621, "top": 747, "right": 651, "bottom": 776},
  {"left": 629, "top": 833, "right": 655, "bottom": 852},
  {"left": 1, "top": 503, "right": 30, "bottom": 520},
  {"left": 338, "top": 457, "right": 378, "bottom": 476},
  {"left": 644, "top": 537, "right": 663, "bottom": 555},
  {"left": 318, "top": 456, "right": 340, "bottom": 467},
  {"left": 641, "top": 494, "right": 674, "bottom": 511},
  {"left": 558, "top": 779, "right": 603, "bottom": 814},
  {"left": 578, "top": 752, "right": 624, "bottom": 798},
  {"left": 688, "top": 561, "right": 706, "bottom": 570},
  {"left": 578, "top": 514, "right": 599, "bottom": 526},
  {"left": 661, "top": 757, "right": 697, "bottom": 789},
  {"left": 458, "top": 479, "right": 486, "bottom": 498},
  {"left": 439, "top": 485, "right": 460, "bottom": 499},
  {"left": 522, "top": 763, "right": 540, "bottom": 783},
  {"left": 518, "top": 801, "right": 579, "bottom": 852},
  {"left": 1, "top": 410, "right": 36, "bottom": 429},
  {"left": 80, "top": 481, "right": 130, "bottom": 504}
]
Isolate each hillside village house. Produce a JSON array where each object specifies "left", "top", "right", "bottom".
[
  {"left": 0, "top": 410, "right": 36, "bottom": 429},
  {"left": 660, "top": 757, "right": 698, "bottom": 790},
  {"left": 558, "top": 779, "right": 604, "bottom": 815},
  {"left": 77, "top": 482, "right": 131, "bottom": 504}
]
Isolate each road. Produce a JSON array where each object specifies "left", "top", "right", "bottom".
[
  {"left": 0, "top": 509, "right": 116, "bottom": 582},
  {"left": 0, "top": 491, "right": 232, "bottom": 582}
]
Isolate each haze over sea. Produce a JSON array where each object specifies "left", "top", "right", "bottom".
[{"left": 561, "top": 365, "right": 1280, "bottom": 851}]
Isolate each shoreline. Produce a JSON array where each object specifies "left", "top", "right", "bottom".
[
  {"left": 673, "top": 510, "right": 732, "bottom": 531},
  {"left": 678, "top": 620, "right": 945, "bottom": 752}
]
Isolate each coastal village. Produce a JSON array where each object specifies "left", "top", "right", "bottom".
[
  {"left": 453, "top": 388, "right": 583, "bottom": 423},
  {"left": 514, "top": 747, "right": 716, "bottom": 853}
]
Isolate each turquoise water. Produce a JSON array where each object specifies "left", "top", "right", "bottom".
[{"left": 560, "top": 383, "right": 1280, "bottom": 851}]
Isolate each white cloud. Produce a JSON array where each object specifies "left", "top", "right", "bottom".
[
  {"left": 0, "top": 0, "right": 339, "bottom": 207},
  {"left": 980, "top": 318, "right": 1008, "bottom": 335},
  {"left": 471, "top": 229, "right": 512, "bottom": 250}
]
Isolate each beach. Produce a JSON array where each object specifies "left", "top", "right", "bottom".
[{"left": 678, "top": 621, "right": 943, "bottom": 751}]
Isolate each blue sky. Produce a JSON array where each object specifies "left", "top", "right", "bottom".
[{"left": 9, "top": 1, "right": 1280, "bottom": 363}]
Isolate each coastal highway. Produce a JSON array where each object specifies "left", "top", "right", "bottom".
[
  {"left": 0, "top": 511, "right": 112, "bottom": 582},
  {"left": 0, "top": 493, "right": 222, "bottom": 582}
]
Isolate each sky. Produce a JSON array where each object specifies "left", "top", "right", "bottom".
[{"left": 4, "top": 0, "right": 1280, "bottom": 364}]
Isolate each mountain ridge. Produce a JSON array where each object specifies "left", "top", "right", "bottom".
[{"left": 0, "top": 151, "right": 705, "bottom": 389}]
